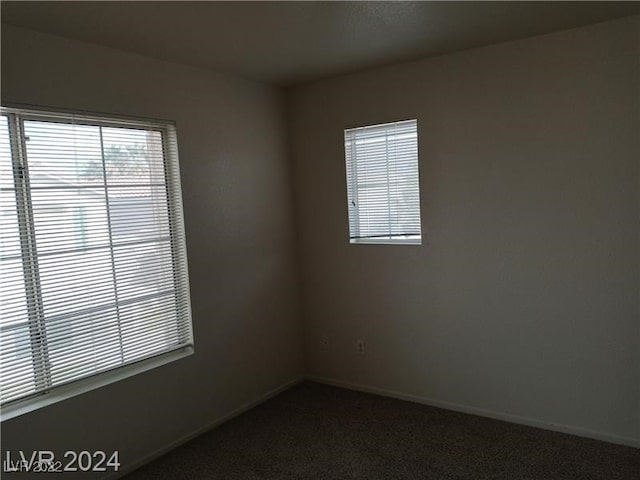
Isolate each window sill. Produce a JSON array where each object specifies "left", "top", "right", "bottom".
[
  {"left": 350, "top": 237, "right": 422, "bottom": 245},
  {"left": 0, "top": 346, "right": 194, "bottom": 422}
]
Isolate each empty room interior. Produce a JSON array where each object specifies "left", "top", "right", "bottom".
[{"left": 0, "top": 1, "right": 639, "bottom": 478}]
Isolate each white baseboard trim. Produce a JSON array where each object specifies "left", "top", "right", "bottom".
[
  {"left": 104, "top": 376, "right": 304, "bottom": 479},
  {"left": 308, "top": 375, "right": 640, "bottom": 449}
]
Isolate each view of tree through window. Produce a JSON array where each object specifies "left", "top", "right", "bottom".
[{"left": 82, "top": 143, "right": 153, "bottom": 180}]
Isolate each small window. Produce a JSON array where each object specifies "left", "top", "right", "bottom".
[
  {"left": 0, "top": 106, "right": 193, "bottom": 418},
  {"left": 344, "top": 119, "right": 422, "bottom": 245}
]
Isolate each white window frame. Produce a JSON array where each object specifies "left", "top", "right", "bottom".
[
  {"left": 344, "top": 119, "right": 422, "bottom": 245},
  {"left": 0, "top": 105, "right": 194, "bottom": 420}
]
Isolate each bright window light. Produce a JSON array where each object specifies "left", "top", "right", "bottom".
[
  {"left": 344, "top": 119, "right": 422, "bottom": 245},
  {"left": 0, "top": 106, "right": 193, "bottom": 418}
]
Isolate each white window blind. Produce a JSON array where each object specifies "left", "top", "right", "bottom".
[
  {"left": 344, "top": 119, "right": 422, "bottom": 244},
  {"left": 0, "top": 106, "right": 193, "bottom": 413}
]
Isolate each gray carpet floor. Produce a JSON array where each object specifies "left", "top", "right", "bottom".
[{"left": 123, "top": 382, "right": 639, "bottom": 479}]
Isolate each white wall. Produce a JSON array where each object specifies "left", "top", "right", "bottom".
[
  {"left": 1, "top": 24, "right": 303, "bottom": 476},
  {"left": 289, "top": 16, "right": 640, "bottom": 445}
]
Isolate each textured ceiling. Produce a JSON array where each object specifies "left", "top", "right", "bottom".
[{"left": 2, "top": 1, "right": 639, "bottom": 87}]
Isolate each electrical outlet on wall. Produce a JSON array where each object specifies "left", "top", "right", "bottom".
[
  {"left": 320, "top": 334, "right": 329, "bottom": 348},
  {"left": 356, "top": 339, "right": 365, "bottom": 355}
]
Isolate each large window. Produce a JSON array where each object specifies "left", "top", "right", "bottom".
[
  {"left": 344, "top": 119, "right": 422, "bottom": 244},
  {"left": 0, "top": 106, "right": 193, "bottom": 417}
]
